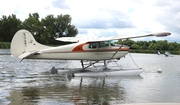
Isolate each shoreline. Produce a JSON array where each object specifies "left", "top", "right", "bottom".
[{"left": 0, "top": 48, "right": 179, "bottom": 55}]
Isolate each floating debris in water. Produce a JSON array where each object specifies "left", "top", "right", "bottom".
[
  {"left": 50, "top": 67, "right": 58, "bottom": 74},
  {"left": 157, "top": 69, "right": 162, "bottom": 73}
]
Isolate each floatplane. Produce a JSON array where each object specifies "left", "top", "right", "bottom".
[{"left": 10, "top": 29, "right": 171, "bottom": 77}]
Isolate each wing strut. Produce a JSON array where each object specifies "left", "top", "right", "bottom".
[{"left": 111, "top": 39, "right": 128, "bottom": 59}]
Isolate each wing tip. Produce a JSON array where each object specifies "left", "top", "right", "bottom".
[{"left": 154, "top": 32, "right": 171, "bottom": 37}]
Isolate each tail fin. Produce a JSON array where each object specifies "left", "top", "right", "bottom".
[{"left": 11, "top": 29, "right": 50, "bottom": 58}]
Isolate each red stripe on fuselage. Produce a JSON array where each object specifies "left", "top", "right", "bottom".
[{"left": 72, "top": 42, "right": 88, "bottom": 52}]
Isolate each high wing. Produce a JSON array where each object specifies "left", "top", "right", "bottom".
[
  {"left": 87, "top": 32, "right": 171, "bottom": 42},
  {"left": 56, "top": 32, "right": 171, "bottom": 42}
]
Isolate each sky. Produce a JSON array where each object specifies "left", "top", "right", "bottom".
[{"left": 0, "top": 0, "right": 179, "bottom": 42}]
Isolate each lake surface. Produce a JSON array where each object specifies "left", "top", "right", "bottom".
[{"left": 0, "top": 49, "right": 180, "bottom": 105}]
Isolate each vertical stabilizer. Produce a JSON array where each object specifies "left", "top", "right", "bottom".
[{"left": 10, "top": 29, "right": 50, "bottom": 58}]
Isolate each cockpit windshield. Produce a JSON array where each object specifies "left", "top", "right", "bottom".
[{"left": 110, "top": 40, "right": 115, "bottom": 46}]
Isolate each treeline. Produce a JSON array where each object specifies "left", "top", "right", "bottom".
[
  {"left": 0, "top": 13, "right": 78, "bottom": 45},
  {"left": 116, "top": 40, "right": 180, "bottom": 54}
]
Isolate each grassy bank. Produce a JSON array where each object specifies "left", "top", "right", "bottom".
[
  {"left": 0, "top": 42, "right": 10, "bottom": 49},
  {"left": 0, "top": 42, "right": 179, "bottom": 55}
]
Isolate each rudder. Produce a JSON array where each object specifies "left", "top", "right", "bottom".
[{"left": 10, "top": 29, "right": 50, "bottom": 58}]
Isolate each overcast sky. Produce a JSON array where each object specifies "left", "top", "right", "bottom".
[{"left": 0, "top": 0, "right": 179, "bottom": 42}]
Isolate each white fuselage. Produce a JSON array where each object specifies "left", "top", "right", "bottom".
[
  {"left": 28, "top": 42, "right": 129, "bottom": 60},
  {"left": 11, "top": 29, "right": 171, "bottom": 62}
]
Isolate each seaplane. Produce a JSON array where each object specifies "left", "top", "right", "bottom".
[
  {"left": 10, "top": 29, "right": 171, "bottom": 77},
  {"left": 164, "top": 51, "right": 173, "bottom": 57}
]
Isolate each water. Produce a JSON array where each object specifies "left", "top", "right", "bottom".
[{"left": 0, "top": 49, "right": 180, "bottom": 105}]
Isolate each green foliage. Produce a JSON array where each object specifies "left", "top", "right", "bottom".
[
  {"left": 0, "top": 42, "right": 10, "bottom": 49},
  {"left": 116, "top": 39, "right": 180, "bottom": 53},
  {"left": 0, "top": 13, "right": 78, "bottom": 45},
  {"left": 117, "top": 39, "right": 135, "bottom": 47},
  {"left": 41, "top": 14, "right": 78, "bottom": 45},
  {"left": 0, "top": 14, "right": 22, "bottom": 42}
]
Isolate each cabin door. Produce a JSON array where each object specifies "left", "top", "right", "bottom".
[{"left": 97, "top": 41, "right": 111, "bottom": 60}]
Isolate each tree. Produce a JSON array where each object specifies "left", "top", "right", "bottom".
[
  {"left": 116, "top": 39, "right": 135, "bottom": 47},
  {"left": 156, "top": 40, "right": 168, "bottom": 50},
  {"left": 131, "top": 43, "right": 140, "bottom": 49},
  {"left": 168, "top": 42, "right": 180, "bottom": 51},
  {"left": 136, "top": 41, "right": 149, "bottom": 50},
  {"left": 21, "top": 13, "right": 78, "bottom": 45},
  {"left": 41, "top": 14, "right": 78, "bottom": 45},
  {"left": 0, "top": 14, "right": 22, "bottom": 42},
  {"left": 148, "top": 40, "right": 156, "bottom": 50},
  {"left": 22, "top": 13, "right": 43, "bottom": 43}
]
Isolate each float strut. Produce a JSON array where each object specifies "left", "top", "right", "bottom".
[
  {"left": 81, "top": 60, "right": 85, "bottom": 70},
  {"left": 103, "top": 60, "right": 108, "bottom": 70}
]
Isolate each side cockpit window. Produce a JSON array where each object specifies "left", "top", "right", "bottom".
[
  {"left": 89, "top": 42, "right": 97, "bottom": 48},
  {"left": 99, "top": 41, "right": 109, "bottom": 47}
]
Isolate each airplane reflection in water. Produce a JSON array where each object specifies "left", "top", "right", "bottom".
[{"left": 6, "top": 76, "right": 142, "bottom": 105}]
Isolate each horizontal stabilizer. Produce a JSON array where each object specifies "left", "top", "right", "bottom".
[{"left": 18, "top": 51, "right": 40, "bottom": 59}]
